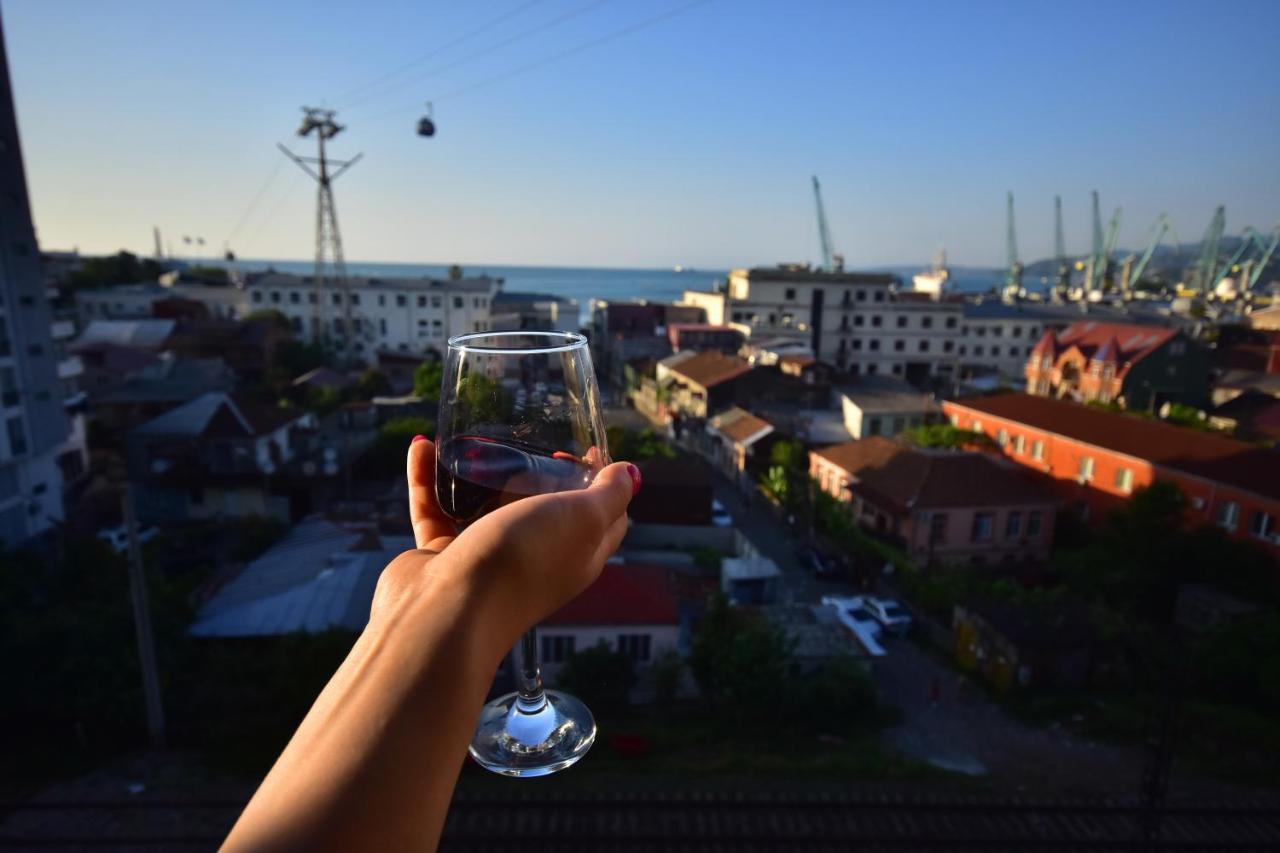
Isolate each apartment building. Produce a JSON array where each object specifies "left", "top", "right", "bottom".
[{"left": 0, "top": 34, "right": 77, "bottom": 547}]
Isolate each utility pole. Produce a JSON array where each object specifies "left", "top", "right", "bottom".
[
  {"left": 122, "top": 484, "right": 165, "bottom": 751},
  {"left": 279, "top": 107, "right": 362, "bottom": 363}
]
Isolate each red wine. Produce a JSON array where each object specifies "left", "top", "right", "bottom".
[{"left": 436, "top": 435, "right": 592, "bottom": 525}]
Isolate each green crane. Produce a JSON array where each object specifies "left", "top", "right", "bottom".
[
  {"left": 1118, "top": 213, "right": 1178, "bottom": 296},
  {"left": 812, "top": 175, "right": 838, "bottom": 272},
  {"left": 1244, "top": 226, "right": 1279, "bottom": 291},
  {"left": 1189, "top": 206, "right": 1226, "bottom": 295},
  {"left": 1005, "top": 191, "right": 1023, "bottom": 296},
  {"left": 1053, "top": 195, "right": 1070, "bottom": 298}
]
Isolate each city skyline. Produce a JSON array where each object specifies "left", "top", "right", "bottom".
[{"left": 5, "top": 0, "right": 1279, "bottom": 269}]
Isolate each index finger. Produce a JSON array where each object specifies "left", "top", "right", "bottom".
[{"left": 407, "top": 435, "right": 455, "bottom": 548}]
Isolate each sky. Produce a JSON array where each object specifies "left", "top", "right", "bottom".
[{"left": 4, "top": 0, "right": 1279, "bottom": 270}]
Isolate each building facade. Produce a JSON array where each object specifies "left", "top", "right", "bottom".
[
  {"left": 942, "top": 394, "right": 1280, "bottom": 560},
  {"left": 0, "top": 31, "right": 76, "bottom": 547},
  {"left": 837, "top": 375, "right": 939, "bottom": 439}
]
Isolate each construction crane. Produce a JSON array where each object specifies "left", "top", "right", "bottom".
[
  {"left": 811, "top": 176, "right": 841, "bottom": 272},
  {"left": 1100, "top": 207, "right": 1123, "bottom": 292},
  {"left": 1052, "top": 195, "right": 1070, "bottom": 299},
  {"left": 1243, "top": 226, "right": 1279, "bottom": 291},
  {"left": 1191, "top": 206, "right": 1226, "bottom": 296},
  {"left": 1004, "top": 191, "right": 1023, "bottom": 298},
  {"left": 1083, "top": 191, "right": 1104, "bottom": 295},
  {"left": 1118, "top": 214, "right": 1178, "bottom": 296}
]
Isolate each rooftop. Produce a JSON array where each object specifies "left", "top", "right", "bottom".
[
  {"left": 1030, "top": 320, "right": 1178, "bottom": 373},
  {"left": 949, "top": 393, "right": 1280, "bottom": 501},
  {"left": 131, "top": 391, "right": 307, "bottom": 439},
  {"left": 245, "top": 271, "right": 496, "bottom": 293},
  {"left": 659, "top": 350, "right": 752, "bottom": 388},
  {"left": 544, "top": 563, "right": 677, "bottom": 627},
  {"left": 72, "top": 318, "right": 176, "bottom": 350},
  {"left": 812, "top": 436, "right": 1053, "bottom": 512},
  {"left": 839, "top": 375, "right": 939, "bottom": 414},
  {"left": 709, "top": 407, "right": 774, "bottom": 446},
  {"left": 738, "top": 265, "right": 899, "bottom": 285}
]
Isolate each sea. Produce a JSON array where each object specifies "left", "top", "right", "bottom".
[{"left": 229, "top": 259, "right": 1005, "bottom": 325}]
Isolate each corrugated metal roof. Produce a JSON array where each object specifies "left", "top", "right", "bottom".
[{"left": 74, "top": 319, "right": 176, "bottom": 349}]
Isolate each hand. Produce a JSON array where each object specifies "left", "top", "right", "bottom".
[{"left": 371, "top": 437, "right": 638, "bottom": 655}]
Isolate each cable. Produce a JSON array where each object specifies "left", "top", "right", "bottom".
[
  {"left": 235, "top": 171, "right": 307, "bottom": 256},
  {"left": 342, "top": 0, "right": 611, "bottom": 114},
  {"left": 333, "top": 0, "right": 543, "bottom": 107},
  {"left": 223, "top": 157, "right": 287, "bottom": 249},
  {"left": 368, "top": 0, "right": 708, "bottom": 120}
]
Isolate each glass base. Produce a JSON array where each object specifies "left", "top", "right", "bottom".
[{"left": 468, "top": 689, "right": 596, "bottom": 777}]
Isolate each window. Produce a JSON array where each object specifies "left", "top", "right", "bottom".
[
  {"left": 290, "top": 317, "right": 302, "bottom": 333},
  {"left": 974, "top": 345, "right": 984, "bottom": 356},
  {"left": 856, "top": 290, "right": 867, "bottom": 301},
  {"left": 892, "top": 416, "right": 905, "bottom": 433},
  {"left": 378, "top": 295, "right": 385, "bottom": 307},
  {"left": 453, "top": 296, "right": 464, "bottom": 309},
  {"left": 922, "top": 316, "right": 933, "bottom": 329},
  {"left": 991, "top": 346, "right": 1000, "bottom": 357},
  {"left": 1006, "top": 511, "right": 1022, "bottom": 538},
  {"left": 992, "top": 326, "right": 1003, "bottom": 337},
  {"left": 350, "top": 294, "right": 360, "bottom": 306},
  {"left": 270, "top": 291, "right": 280, "bottom": 304},
  {"left": 379, "top": 318, "right": 388, "bottom": 335},
  {"left": 893, "top": 340, "right": 905, "bottom": 351},
  {"left": 1027, "top": 511, "right": 1042, "bottom": 537},
  {"left": 971, "top": 512, "right": 994, "bottom": 542},
  {"left": 617, "top": 634, "right": 652, "bottom": 662},
  {"left": 418, "top": 295, "right": 427, "bottom": 308},
  {"left": 871, "top": 315, "right": 882, "bottom": 327},
  {"left": 852, "top": 339, "right": 863, "bottom": 351},
  {"left": 943, "top": 341, "right": 954, "bottom": 353},
  {"left": 945, "top": 317, "right": 957, "bottom": 329},
  {"left": 252, "top": 291, "right": 263, "bottom": 303},
  {"left": 1115, "top": 467, "right": 1133, "bottom": 493},
  {"left": 432, "top": 296, "right": 442, "bottom": 308},
  {"left": 874, "top": 291, "right": 884, "bottom": 302},
  {"left": 396, "top": 294, "right": 407, "bottom": 307},
  {"left": 541, "top": 635, "right": 576, "bottom": 663},
  {"left": 1078, "top": 456, "right": 1095, "bottom": 482},
  {"left": 1031, "top": 439, "right": 1044, "bottom": 460},
  {"left": 6, "top": 415, "right": 26, "bottom": 455},
  {"left": 929, "top": 512, "right": 948, "bottom": 544},
  {"left": 976, "top": 327, "right": 986, "bottom": 337},
  {"left": 891, "top": 364, "right": 902, "bottom": 375},
  {"left": 289, "top": 292, "right": 300, "bottom": 304},
  {"left": 332, "top": 293, "right": 341, "bottom": 306},
  {"left": 996, "top": 428, "right": 1008, "bottom": 447},
  {"left": 919, "top": 340, "right": 930, "bottom": 353},
  {"left": 869, "top": 340, "right": 880, "bottom": 351},
  {"left": 1013, "top": 434, "right": 1025, "bottom": 454},
  {"left": 866, "top": 416, "right": 882, "bottom": 436},
  {"left": 785, "top": 288, "right": 796, "bottom": 300},
  {"left": 1250, "top": 510, "right": 1273, "bottom": 539},
  {"left": 1012, "top": 326, "right": 1022, "bottom": 337},
  {"left": 897, "top": 316, "right": 907, "bottom": 328},
  {"left": 1216, "top": 501, "right": 1239, "bottom": 530},
  {"left": 866, "top": 364, "right": 878, "bottom": 375},
  {"left": 308, "top": 292, "right": 317, "bottom": 304},
  {"left": 854, "top": 315, "right": 865, "bottom": 327}
]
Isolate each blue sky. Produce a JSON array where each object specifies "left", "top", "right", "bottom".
[{"left": 4, "top": 0, "right": 1278, "bottom": 269}]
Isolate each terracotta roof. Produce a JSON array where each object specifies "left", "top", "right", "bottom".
[
  {"left": 544, "top": 563, "right": 678, "bottom": 626},
  {"left": 811, "top": 436, "right": 1052, "bottom": 512},
  {"left": 1045, "top": 321, "right": 1178, "bottom": 378},
  {"left": 950, "top": 393, "right": 1280, "bottom": 501},
  {"left": 710, "top": 407, "right": 774, "bottom": 445},
  {"left": 662, "top": 350, "right": 752, "bottom": 388}
]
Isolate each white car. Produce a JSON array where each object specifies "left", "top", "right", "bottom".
[
  {"left": 711, "top": 498, "right": 732, "bottom": 527},
  {"left": 97, "top": 525, "right": 159, "bottom": 554},
  {"left": 820, "top": 595, "right": 887, "bottom": 657},
  {"left": 861, "top": 596, "right": 913, "bottom": 636}
]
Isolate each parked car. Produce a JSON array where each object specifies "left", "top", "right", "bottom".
[
  {"left": 97, "top": 524, "right": 159, "bottom": 554},
  {"left": 861, "top": 596, "right": 913, "bottom": 635},
  {"left": 820, "top": 595, "right": 887, "bottom": 657},
  {"left": 798, "top": 545, "right": 838, "bottom": 577},
  {"left": 711, "top": 498, "right": 733, "bottom": 528}
]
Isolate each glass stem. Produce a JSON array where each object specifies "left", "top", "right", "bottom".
[{"left": 514, "top": 626, "right": 546, "bottom": 712}]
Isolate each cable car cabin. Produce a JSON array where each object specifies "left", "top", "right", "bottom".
[{"left": 417, "top": 116, "right": 436, "bottom": 137}]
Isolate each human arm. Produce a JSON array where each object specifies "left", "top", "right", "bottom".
[{"left": 222, "top": 437, "right": 637, "bottom": 852}]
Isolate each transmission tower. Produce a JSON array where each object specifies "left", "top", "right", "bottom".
[{"left": 279, "top": 107, "right": 362, "bottom": 360}]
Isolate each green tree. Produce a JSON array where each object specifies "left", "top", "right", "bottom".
[
  {"left": 606, "top": 426, "right": 675, "bottom": 461},
  {"left": 244, "top": 309, "right": 292, "bottom": 330},
  {"left": 355, "top": 368, "right": 392, "bottom": 399},
  {"left": 689, "top": 594, "right": 792, "bottom": 718},
  {"left": 767, "top": 439, "right": 810, "bottom": 514},
  {"left": 276, "top": 339, "right": 330, "bottom": 377},
  {"left": 556, "top": 642, "right": 637, "bottom": 711},
  {"left": 787, "top": 654, "right": 879, "bottom": 730},
  {"left": 359, "top": 416, "right": 435, "bottom": 477},
  {"left": 901, "top": 423, "right": 993, "bottom": 450},
  {"left": 650, "top": 650, "right": 684, "bottom": 704},
  {"left": 413, "top": 360, "right": 444, "bottom": 401},
  {"left": 64, "top": 251, "right": 165, "bottom": 291},
  {"left": 304, "top": 385, "right": 345, "bottom": 416}
]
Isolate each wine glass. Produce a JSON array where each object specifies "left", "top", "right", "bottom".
[{"left": 435, "top": 330, "right": 609, "bottom": 777}]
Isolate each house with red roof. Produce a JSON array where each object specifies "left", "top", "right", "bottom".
[
  {"left": 1024, "top": 320, "right": 1209, "bottom": 411},
  {"left": 942, "top": 393, "right": 1280, "bottom": 560},
  {"left": 538, "top": 562, "right": 681, "bottom": 680}
]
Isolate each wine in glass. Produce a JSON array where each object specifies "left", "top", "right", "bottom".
[{"left": 435, "top": 330, "right": 608, "bottom": 777}]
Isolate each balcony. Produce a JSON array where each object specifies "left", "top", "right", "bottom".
[{"left": 56, "top": 355, "right": 84, "bottom": 380}]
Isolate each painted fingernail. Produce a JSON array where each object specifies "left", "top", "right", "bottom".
[
  {"left": 411, "top": 434, "right": 427, "bottom": 444},
  {"left": 626, "top": 463, "right": 642, "bottom": 496}
]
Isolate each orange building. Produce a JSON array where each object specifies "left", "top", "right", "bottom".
[
  {"left": 1024, "top": 321, "right": 1209, "bottom": 411},
  {"left": 942, "top": 394, "right": 1280, "bottom": 561}
]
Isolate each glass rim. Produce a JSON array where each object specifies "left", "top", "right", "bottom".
[{"left": 446, "top": 330, "right": 588, "bottom": 355}]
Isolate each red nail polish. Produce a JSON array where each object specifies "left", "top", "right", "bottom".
[
  {"left": 626, "top": 463, "right": 642, "bottom": 496},
  {"left": 411, "top": 434, "right": 427, "bottom": 444}
]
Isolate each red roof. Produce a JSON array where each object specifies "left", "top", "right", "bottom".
[
  {"left": 1042, "top": 321, "right": 1178, "bottom": 379},
  {"left": 663, "top": 350, "right": 753, "bottom": 388},
  {"left": 949, "top": 393, "right": 1280, "bottom": 501},
  {"left": 544, "top": 563, "right": 678, "bottom": 626}
]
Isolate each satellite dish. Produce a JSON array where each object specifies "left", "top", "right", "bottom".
[{"left": 417, "top": 101, "right": 436, "bottom": 138}]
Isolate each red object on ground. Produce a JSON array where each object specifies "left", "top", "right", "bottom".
[{"left": 611, "top": 734, "right": 651, "bottom": 757}]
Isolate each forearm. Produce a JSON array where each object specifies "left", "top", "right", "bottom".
[{"left": 224, "top": 555, "right": 510, "bottom": 852}]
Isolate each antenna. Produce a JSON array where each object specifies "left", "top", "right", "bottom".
[{"left": 278, "top": 107, "right": 362, "bottom": 360}]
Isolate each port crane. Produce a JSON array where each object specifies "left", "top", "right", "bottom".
[
  {"left": 1052, "top": 195, "right": 1070, "bottom": 299},
  {"left": 1004, "top": 191, "right": 1023, "bottom": 298},
  {"left": 1242, "top": 226, "right": 1279, "bottom": 291},
  {"left": 1118, "top": 214, "right": 1178, "bottom": 297},
  {"left": 811, "top": 176, "right": 842, "bottom": 271}
]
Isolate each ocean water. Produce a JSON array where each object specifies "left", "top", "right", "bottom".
[{"left": 231, "top": 258, "right": 1004, "bottom": 323}]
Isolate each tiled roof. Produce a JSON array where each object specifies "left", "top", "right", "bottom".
[
  {"left": 1049, "top": 320, "right": 1177, "bottom": 375},
  {"left": 661, "top": 350, "right": 752, "bottom": 388},
  {"left": 710, "top": 407, "right": 773, "bottom": 445},
  {"left": 131, "top": 392, "right": 305, "bottom": 438},
  {"left": 812, "top": 436, "right": 1052, "bottom": 512},
  {"left": 950, "top": 393, "right": 1280, "bottom": 501},
  {"left": 73, "top": 319, "right": 176, "bottom": 350},
  {"left": 544, "top": 563, "right": 678, "bottom": 626},
  {"left": 838, "top": 375, "right": 939, "bottom": 415}
]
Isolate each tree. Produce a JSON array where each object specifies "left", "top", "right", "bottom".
[
  {"left": 276, "top": 339, "right": 330, "bottom": 377},
  {"left": 689, "top": 594, "right": 792, "bottom": 718},
  {"left": 556, "top": 642, "right": 637, "bottom": 711},
  {"left": 355, "top": 368, "right": 392, "bottom": 399},
  {"left": 787, "top": 654, "right": 879, "bottom": 730},
  {"left": 605, "top": 426, "right": 675, "bottom": 461},
  {"left": 649, "top": 650, "right": 684, "bottom": 704},
  {"left": 413, "top": 360, "right": 444, "bottom": 401},
  {"left": 244, "top": 309, "right": 292, "bottom": 330},
  {"left": 901, "top": 424, "right": 992, "bottom": 450},
  {"left": 63, "top": 251, "right": 165, "bottom": 292},
  {"left": 359, "top": 416, "right": 435, "bottom": 477},
  {"left": 767, "top": 439, "right": 810, "bottom": 515}
]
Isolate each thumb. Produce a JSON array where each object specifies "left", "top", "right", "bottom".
[{"left": 583, "top": 461, "right": 640, "bottom": 531}]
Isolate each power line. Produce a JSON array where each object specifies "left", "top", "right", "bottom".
[
  {"left": 236, "top": 171, "right": 306, "bottom": 256},
  {"left": 334, "top": 0, "right": 543, "bottom": 106},
  {"left": 368, "top": 0, "right": 709, "bottom": 120},
  {"left": 343, "top": 0, "right": 611, "bottom": 114},
  {"left": 224, "top": 157, "right": 288, "bottom": 249}
]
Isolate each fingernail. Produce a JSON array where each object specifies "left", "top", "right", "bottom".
[
  {"left": 411, "top": 434, "right": 427, "bottom": 444},
  {"left": 626, "top": 463, "right": 642, "bottom": 496}
]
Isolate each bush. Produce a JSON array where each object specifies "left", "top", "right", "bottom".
[
  {"left": 359, "top": 416, "right": 435, "bottom": 477},
  {"left": 650, "top": 651, "right": 684, "bottom": 704},
  {"left": 556, "top": 642, "right": 636, "bottom": 711},
  {"left": 690, "top": 594, "right": 792, "bottom": 718},
  {"left": 786, "top": 655, "right": 880, "bottom": 731}
]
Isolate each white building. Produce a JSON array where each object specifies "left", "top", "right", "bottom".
[{"left": 838, "top": 375, "right": 940, "bottom": 439}]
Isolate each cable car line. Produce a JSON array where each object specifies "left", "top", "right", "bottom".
[{"left": 224, "top": 157, "right": 288, "bottom": 249}]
